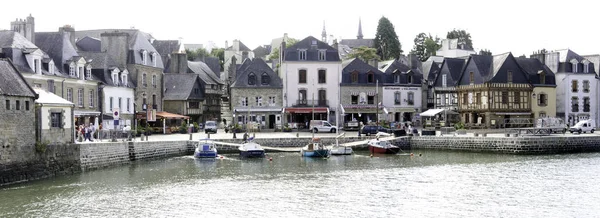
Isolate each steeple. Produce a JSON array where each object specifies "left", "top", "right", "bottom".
[
  {"left": 357, "top": 18, "right": 364, "bottom": 39},
  {"left": 321, "top": 21, "right": 327, "bottom": 42}
]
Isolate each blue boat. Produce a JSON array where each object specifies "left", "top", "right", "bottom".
[
  {"left": 194, "top": 139, "right": 218, "bottom": 158},
  {"left": 301, "top": 138, "right": 330, "bottom": 158},
  {"left": 239, "top": 137, "right": 265, "bottom": 158}
]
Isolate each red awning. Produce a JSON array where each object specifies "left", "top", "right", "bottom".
[
  {"left": 284, "top": 107, "right": 328, "bottom": 114},
  {"left": 156, "top": 111, "right": 190, "bottom": 119}
]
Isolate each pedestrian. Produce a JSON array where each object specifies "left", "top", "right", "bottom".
[
  {"left": 84, "top": 125, "right": 90, "bottom": 142},
  {"left": 90, "top": 124, "right": 96, "bottom": 141}
]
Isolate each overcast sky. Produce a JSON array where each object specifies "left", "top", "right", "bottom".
[{"left": 1, "top": 0, "right": 597, "bottom": 57}]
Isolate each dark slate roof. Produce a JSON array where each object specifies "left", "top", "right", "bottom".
[
  {"left": 76, "top": 36, "right": 101, "bottom": 52},
  {"left": 0, "top": 30, "right": 38, "bottom": 49},
  {"left": 153, "top": 40, "right": 180, "bottom": 57},
  {"left": 426, "top": 61, "right": 441, "bottom": 85},
  {"left": 79, "top": 51, "right": 119, "bottom": 69},
  {"left": 338, "top": 39, "right": 374, "bottom": 48},
  {"left": 557, "top": 49, "right": 585, "bottom": 63},
  {"left": 340, "top": 58, "right": 384, "bottom": 85},
  {"left": 226, "top": 41, "right": 251, "bottom": 51},
  {"left": 253, "top": 45, "right": 270, "bottom": 58},
  {"left": 468, "top": 54, "right": 494, "bottom": 81},
  {"left": 283, "top": 36, "right": 340, "bottom": 62},
  {"left": 0, "top": 58, "right": 36, "bottom": 97},
  {"left": 164, "top": 73, "right": 203, "bottom": 100},
  {"left": 379, "top": 59, "right": 423, "bottom": 85},
  {"left": 91, "top": 68, "right": 135, "bottom": 88},
  {"left": 0, "top": 31, "right": 62, "bottom": 77},
  {"left": 515, "top": 57, "right": 556, "bottom": 86},
  {"left": 202, "top": 56, "right": 221, "bottom": 77},
  {"left": 434, "top": 58, "right": 466, "bottom": 87},
  {"left": 231, "top": 58, "right": 282, "bottom": 88},
  {"left": 188, "top": 61, "right": 224, "bottom": 85},
  {"left": 35, "top": 31, "right": 79, "bottom": 67}
]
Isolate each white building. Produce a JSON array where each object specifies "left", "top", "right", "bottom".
[
  {"left": 34, "top": 88, "right": 74, "bottom": 144},
  {"left": 100, "top": 67, "right": 135, "bottom": 129},
  {"left": 281, "top": 36, "right": 342, "bottom": 127},
  {"left": 435, "top": 39, "right": 477, "bottom": 58},
  {"left": 379, "top": 60, "right": 424, "bottom": 123}
]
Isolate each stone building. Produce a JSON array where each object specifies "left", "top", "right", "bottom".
[
  {"left": 10, "top": 14, "right": 35, "bottom": 42},
  {"left": 34, "top": 88, "right": 74, "bottom": 144},
  {"left": 379, "top": 59, "right": 424, "bottom": 123},
  {"left": 223, "top": 40, "right": 254, "bottom": 82},
  {"left": 231, "top": 58, "right": 283, "bottom": 129},
  {"left": 0, "top": 58, "right": 37, "bottom": 165},
  {"left": 339, "top": 58, "right": 383, "bottom": 125},
  {"left": 433, "top": 57, "right": 467, "bottom": 112},
  {"left": 515, "top": 57, "right": 557, "bottom": 121}
]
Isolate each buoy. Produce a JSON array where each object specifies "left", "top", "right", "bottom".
[
  {"left": 220, "top": 156, "right": 224, "bottom": 159},
  {"left": 269, "top": 157, "right": 273, "bottom": 161},
  {"left": 370, "top": 154, "right": 373, "bottom": 158},
  {"left": 419, "top": 153, "right": 422, "bottom": 157},
  {"left": 410, "top": 153, "right": 414, "bottom": 157}
]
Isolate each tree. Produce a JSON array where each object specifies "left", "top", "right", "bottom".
[
  {"left": 410, "top": 33, "right": 441, "bottom": 62},
  {"left": 186, "top": 48, "right": 210, "bottom": 61},
  {"left": 346, "top": 46, "right": 381, "bottom": 61},
  {"left": 446, "top": 29, "right": 473, "bottom": 50},
  {"left": 210, "top": 48, "right": 225, "bottom": 71},
  {"left": 479, "top": 49, "right": 492, "bottom": 56},
  {"left": 268, "top": 38, "right": 299, "bottom": 60},
  {"left": 373, "top": 16, "right": 402, "bottom": 60}
]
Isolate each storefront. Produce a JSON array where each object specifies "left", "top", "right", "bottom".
[{"left": 283, "top": 107, "right": 329, "bottom": 129}]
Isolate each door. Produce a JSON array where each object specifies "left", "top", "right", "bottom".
[{"left": 269, "top": 115, "right": 275, "bottom": 129}]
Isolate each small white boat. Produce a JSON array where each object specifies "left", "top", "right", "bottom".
[
  {"left": 330, "top": 133, "right": 353, "bottom": 155},
  {"left": 301, "top": 138, "right": 330, "bottom": 157},
  {"left": 239, "top": 137, "right": 265, "bottom": 158},
  {"left": 194, "top": 139, "right": 218, "bottom": 158}
]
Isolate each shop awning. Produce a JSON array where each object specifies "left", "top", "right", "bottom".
[
  {"left": 74, "top": 111, "right": 101, "bottom": 116},
  {"left": 284, "top": 107, "right": 328, "bottom": 114},
  {"left": 234, "top": 108, "right": 283, "bottom": 113},
  {"left": 156, "top": 111, "right": 190, "bottom": 119},
  {"left": 420, "top": 109, "right": 458, "bottom": 117},
  {"left": 494, "top": 112, "right": 532, "bottom": 115}
]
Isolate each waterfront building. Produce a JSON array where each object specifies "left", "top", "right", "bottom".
[
  {"left": 223, "top": 40, "right": 254, "bottom": 82},
  {"left": 433, "top": 57, "right": 467, "bottom": 113},
  {"left": 434, "top": 38, "right": 477, "bottom": 58},
  {"left": 0, "top": 58, "right": 37, "bottom": 165},
  {"left": 339, "top": 58, "right": 383, "bottom": 125},
  {"left": 33, "top": 88, "right": 74, "bottom": 144},
  {"left": 280, "top": 36, "right": 341, "bottom": 128},
  {"left": 231, "top": 58, "right": 283, "bottom": 129},
  {"left": 422, "top": 57, "right": 442, "bottom": 109},
  {"left": 515, "top": 57, "right": 557, "bottom": 120},
  {"left": 457, "top": 53, "right": 533, "bottom": 128},
  {"left": 379, "top": 59, "right": 424, "bottom": 124}
]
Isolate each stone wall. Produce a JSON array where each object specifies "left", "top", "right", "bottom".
[
  {"left": 411, "top": 135, "right": 600, "bottom": 154},
  {"left": 131, "top": 141, "right": 192, "bottom": 160},
  {"left": 80, "top": 142, "right": 130, "bottom": 171},
  {"left": 0, "top": 95, "right": 36, "bottom": 165},
  {"left": 215, "top": 136, "right": 410, "bottom": 152}
]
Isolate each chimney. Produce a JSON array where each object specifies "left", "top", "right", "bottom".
[
  {"left": 169, "top": 53, "right": 188, "bottom": 74},
  {"left": 59, "top": 25, "right": 76, "bottom": 46},
  {"left": 101, "top": 31, "right": 130, "bottom": 67},
  {"left": 225, "top": 40, "right": 228, "bottom": 49},
  {"left": 368, "top": 59, "right": 378, "bottom": 68},
  {"left": 233, "top": 39, "right": 240, "bottom": 51}
]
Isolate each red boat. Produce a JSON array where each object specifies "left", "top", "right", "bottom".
[{"left": 367, "top": 139, "right": 400, "bottom": 154}]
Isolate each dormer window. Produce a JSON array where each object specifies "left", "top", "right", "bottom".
[
  {"left": 539, "top": 71, "right": 546, "bottom": 84},
  {"left": 571, "top": 59, "right": 579, "bottom": 73},
  {"left": 367, "top": 72, "right": 374, "bottom": 83},
  {"left": 152, "top": 52, "right": 157, "bottom": 67},
  {"left": 507, "top": 71, "right": 513, "bottom": 83},
  {"left": 49, "top": 62, "right": 54, "bottom": 74},
  {"left": 69, "top": 63, "right": 75, "bottom": 77},
  {"left": 142, "top": 50, "right": 148, "bottom": 65},
  {"left": 299, "top": 50, "right": 307, "bottom": 61},
  {"left": 318, "top": 50, "right": 326, "bottom": 61},
  {"left": 122, "top": 70, "right": 128, "bottom": 86},
  {"left": 351, "top": 71, "right": 358, "bottom": 83},
  {"left": 34, "top": 59, "right": 40, "bottom": 74},
  {"left": 407, "top": 72, "right": 413, "bottom": 84},
  {"left": 248, "top": 73, "right": 256, "bottom": 85},
  {"left": 261, "top": 73, "right": 270, "bottom": 85},
  {"left": 393, "top": 70, "right": 400, "bottom": 83},
  {"left": 469, "top": 72, "right": 474, "bottom": 84},
  {"left": 85, "top": 65, "right": 91, "bottom": 80},
  {"left": 112, "top": 73, "right": 119, "bottom": 85},
  {"left": 442, "top": 74, "right": 447, "bottom": 87}
]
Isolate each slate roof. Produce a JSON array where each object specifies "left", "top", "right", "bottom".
[
  {"left": 231, "top": 58, "right": 282, "bottom": 88},
  {"left": 163, "top": 73, "right": 203, "bottom": 100},
  {"left": 79, "top": 51, "right": 119, "bottom": 69},
  {"left": 153, "top": 40, "right": 180, "bottom": 56},
  {"left": 253, "top": 45, "right": 270, "bottom": 58},
  {"left": 283, "top": 36, "right": 340, "bottom": 62},
  {"left": 378, "top": 59, "right": 423, "bottom": 85},
  {"left": 75, "top": 36, "right": 101, "bottom": 52},
  {"left": 515, "top": 57, "right": 556, "bottom": 86},
  {"left": 0, "top": 58, "right": 36, "bottom": 98},
  {"left": 556, "top": 49, "right": 585, "bottom": 63},
  {"left": 340, "top": 58, "right": 384, "bottom": 85},
  {"left": 0, "top": 30, "right": 38, "bottom": 49},
  {"left": 35, "top": 31, "right": 80, "bottom": 67},
  {"left": 188, "top": 61, "right": 224, "bottom": 85},
  {"left": 338, "top": 39, "right": 374, "bottom": 48},
  {"left": 226, "top": 40, "right": 251, "bottom": 51},
  {"left": 468, "top": 54, "right": 494, "bottom": 82},
  {"left": 439, "top": 58, "right": 467, "bottom": 86},
  {"left": 0, "top": 31, "right": 62, "bottom": 77}
]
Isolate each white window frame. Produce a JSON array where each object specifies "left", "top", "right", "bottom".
[
  {"left": 69, "top": 64, "right": 75, "bottom": 77},
  {"left": 118, "top": 97, "right": 122, "bottom": 112},
  {"left": 394, "top": 92, "right": 401, "bottom": 105},
  {"left": 152, "top": 75, "right": 157, "bottom": 88},
  {"left": 269, "top": 96, "right": 276, "bottom": 106},
  {"left": 49, "top": 62, "right": 54, "bottom": 74},
  {"left": 256, "top": 96, "right": 263, "bottom": 107},
  {"left": 299, "top": 50, "right": 307, "bottom": 60},
  {"left": 67, "top": 88, "right": 73, "bottom": 102},
  {"left": 318, "top": 50, "right": 326, "bottom": 61},
  {"left": 78, "top": 88, "right": 83, "bottom": 107},
  {"left": 142, "top": 50, "right": 148, "bottom": 65},
  {"left": 86, "top": 65, "right": 91, "bottom": 80},
  {"left": 241, "top": 97, "right": 248, "bottom": 107},
  {"left": 89, "top": 89, "right": 94, "bottom": 108},
  {"left": 127, "top": 98, "right": 131, "bottom": 112},
  {"left": 442, "top": 74, "right": 447, "bottom": 87},
  {"left": 142, "top": 73, "right": 147, "bottom": 87},
  {"left": 152, "top": 52, "right": 157, "bottom": 67}
]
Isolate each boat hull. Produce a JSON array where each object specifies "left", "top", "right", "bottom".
[
  {"left": 194, "top": 151, "right": 217, "bottom": 158},
  {"left": 368, "top": 145, "right": 400, "bottom": 154},
  {"left": 240, "top": 150, "right": 266, "bottom": 158},
  {"left": 301, "top": 149, "right": 330, "bottom": 157},
  {"left": 330, "top": 147, "right": 353, "bottom": 155}
]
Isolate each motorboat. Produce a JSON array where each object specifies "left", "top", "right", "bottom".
[
  {"left": 330, "top": 133, "right": 353, "bottom": 155},
  {"left": 367, "top": 132, "right": 400, "bottom": 154},
  {"left": 301, "top": 138, "right": 330, "bottom": 157},
  {"left": 239, "top": 137, "right": 265, "bottom": 158},
  {"left": 194, "top": 139, "right": 218, "bottom": 158}
]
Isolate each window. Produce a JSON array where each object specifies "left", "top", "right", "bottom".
[
  {"left": 502, "top": 91, "right": 508, "bottom": 104},
  {"left": 539, "top": 112, "right": 547, "bottom": 118},
  {"left": 318, "top": 70, "right": 326, "bottom": 83},
  {"left": 89, "top": 90, "right": 94, "bottom": 107},
  {"left": 113, "top": 73, "right": 119, "bottom": 85},
  {"left": 584, "top": 63, "right": 589, "bottom": 73},
  {"left": 407, "top": 92, "right": 414, "bottom": 105},
  {"left": 351, "top": 95, "right": 358, "bottom": 104},
  {"left": 393, "top": 71, "right": 400, "bottom": 83},
  {"left": 462, "top": 93, "right": 468, "bottom": 104},
  {"left": 86, "top": 66, "right": 91, "bottom": 79},
  {"left": 571, "top": 97, "right": 579, "bottom": 112},
  {"left": 248, "top": 73, "right": 256, "bottom": 85},
  {"left": 69, "top": 65, "right": 75, "bottom": 77},
  {"left": 109, "top": 97, "right": 114, "bottom": 110},
  {"left": 407, "top": 74, "right": 413, "bottom": 84},
  {"left": 351, "top": 71, "right": 358, "bottom": 83},
  {"left": 318, "top": 50, "right": 326, "bottom": 61},
  {"left": 122, "top": 74, "right": 128, "bottom": 86},
  {"left": 67, "top": 88, "right": 73, "bottom": 102},
  {"left": 15, "top": 100, "right": 20, "bottom": 110},
  {"left": 33, "top": 83, "right": 42, "bottom": 88},
  {"left": 78, "top": 89, "right": 83, "bottom": 107},
  {"left": 152, "top": 94, "right": 157, "bottom": 107},
  {"left": 507, "top": 71, "right": 513, "bottom": 83},
  {"left": 540, "top": 72, "right": 545, "bottom": 84},
  {"left": 442, "top": 74, "right": 447, "bottom": 87},
  {"left": 34, "top": 59, "right": 39, "bottom": 74},
  {"left": 256, "top": 96, "right": 263, "bottom": 107},
  {"left": 269, "top": 96, "right": 276, "bottom": 106},
  {"left": 469, "top": 72, "right": 474, "bottom": 84},
  {"left": 152, "top": 53, "right": 157, "bottom": 67},
  {"left": 118, "top": 97, "right": 122, "bottom": 112},
  {"left": 51, "top": 112, "right": 62, "bottom": 128},
  {"left": 47, "top": 80, "right": 54, "bottom": 93},
  {"left": 584, "top": 97, "right": 590, "bottom": 112},
  {"left": 194, "top": 88, "right": 199, "bottom": 94},
  {"left": 367, "top": 72, "right": 374, "bottom": 83},
  {"left": 367, "top": 96, "right": 374, "bottom": 104},
  {"left": 298, "top": 90, "right": 307, "bottom": 105},
  {"left": 25, "top": 101, "right": 29, "bottom": 110},
  {"left": 298, "top": 70, "right": 307, "bottom": 84},
  {"left": 475, "top": 93, "right": 481, "bottom": 104},
  {"left": 299, "top": 50, "right": 307, "bottom": 60},
  {"left": 514, "top": 92, "right": 520, "bottom": 104},
  {"left": 318, "top": 90, "right": 327, "bottom": 106},
  {"left": 189, "top": 102, "right": 199, "bottom": 109},
  {"left": 142, "top": 50, "right": 148, "bottom": 65},
  {"left": 241, "top": 97, "right": 248, "bottom": 106},
  {"left": 127, "top": 98, "right": 131, "bottom": 112},
  {"left": 440, "top": 93, "right": 446, "bottom": 106},
  {"left": 5, "top": 100, "right": 9, "bottom": 110},
  {"left": 49, "top": 62, "right": 54, "bottom": 74},
  {"left": 142, "top": 73, "right": 147, "bottom": 87},
  {"left": 261, "top": 73, "right": 270, "bottom": 85},
  {"left": 572, "top": 62, "right": 577, "bottom": 73},
  {"left": 152, "top": 75, "right": 157, "bottom": 88},
  {"left": 583, "top": 80, "right": 590, "bottom": 93},
  {"left": 538, "top": 93, "right": 548, "bottom": 106},
  {"left": 394, "top": 92, "right": 401, "bottom": 105},
  {"left": 571, "top": 80, "right": 578, "bottom": 92}
]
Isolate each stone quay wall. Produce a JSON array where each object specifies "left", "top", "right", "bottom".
[
  {"left": 131, "top": 141, "right": 193, "bottom": 160},
  {"left": 410, "top": 135, "right": 600, "bottom": 154},
  {"left": 80, "top": 142, "right": 130, "bottom": 171}
]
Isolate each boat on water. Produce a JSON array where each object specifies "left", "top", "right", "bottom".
[
  {"left": 239, "top": 137, "right": 265, "bottom": 158},
  {"left": 367, "top": 132, "right": 400, "bottom": 154},
  {"left": 330, "top": 133, "right": 353, "bottom": 155},
  {"left": 194, "top": 139, "right": 218, "bottom": 158},
  {"left": 301, "top": 138, "right": 330, "bottom": 157}
]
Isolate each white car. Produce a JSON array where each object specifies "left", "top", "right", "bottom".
[
  {"left": 569, "top": 120, "right": 595, "bottom": 134},
  {"left": 311, "top": 120, "right": 337, "bottom": 133}
]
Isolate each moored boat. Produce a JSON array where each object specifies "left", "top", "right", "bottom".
[
  {"left": 239, "top": 137, "right": 265, "bottom": 158},
  {"left": 194, "top": 139, "right": 218, "bottom": 158},
  {"left": 301, "top": 138, "right": 330, "bottom": 157},
  {"left": 367, "top": 133, "right": 399, "bottom": 154},
  {"left": 330, "top": 133, "right": 353, "bottom": 155}
]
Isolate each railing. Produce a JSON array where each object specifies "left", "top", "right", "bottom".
[
  {"left": 187, "top": 108, "right": 202, "bottom": 114},
  {"left": 294, "top": 99, "right": 329, "bottom": 107}
]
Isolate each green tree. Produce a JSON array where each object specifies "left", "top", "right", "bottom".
[
  {"left": 373, "top": 16, "right": 402, "bottom": 60},
  {"left": 346, "top": 46, "right": 381, "bottom": 61},
  {"left": 446, "top": 29, "right": 473, "bottom": 50},
  {"left": 210, "top": 48, "right": 225, "bottom": 70},
  {"left": 268, "top": 38, "right": 299, "bottom": 60},
  {"left": 186, "top": 48, "right": 210, "bottom": 61},
  {"left": 479, "top": 49, "right": 492, "bottom": 56},
  {"left": 411, "top": 33, "right": 441, "bottom": 62}
]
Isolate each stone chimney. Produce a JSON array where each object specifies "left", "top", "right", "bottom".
[
  {"left": 59, "top": 25, "right": 76, "bottom": 46},
  {"left": 368, "top": 59, "right": 378, "bottom": 68},
  {"left": 101, "top": 31, "right": 130, "bottom": 67},
  {"left": 169, "top": 53, "right": 188, "bottom": 74},
  {"left": 233, "top": 39, "right": 240, "bottom": 51},
  {"left": 225, "top": 40, "right": 229, "bottom": 49}
]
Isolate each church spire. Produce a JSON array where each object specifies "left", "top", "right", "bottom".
[
  {"left": 357, "top": 17, "right": 364, "bottom": 39},
  {"left": 321, "top": 20, "right": 327, "bottom": 42}
]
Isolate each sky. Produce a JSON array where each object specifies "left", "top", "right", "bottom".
[{"left": 1, "top": 0, "right": 598, "bottom": 57}]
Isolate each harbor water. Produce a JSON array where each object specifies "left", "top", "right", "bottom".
[{"left": 1, "top": 151, "right": 600, "bottom": 217}]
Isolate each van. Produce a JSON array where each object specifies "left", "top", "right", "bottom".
[
  {"left": 310, "top": 120, "right": 337, "bottom": 133},
  {"left": 205, "top": 121, "right": 218, "bottom": 134},
  {"left": 569, "top": 120, "right": 595, "bottom": 134}
]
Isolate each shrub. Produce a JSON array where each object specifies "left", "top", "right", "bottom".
[
  {"left": 35, "top": 140, "right": 49, "bottom": 153},
  {"left": 180, "top": 122, "right": 188, "bottom": 134},
  {"left": 454, "top": 122, "right": 465, "bottom": 130}
]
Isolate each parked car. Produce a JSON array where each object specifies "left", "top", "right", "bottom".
[
  {"left": 344, "top": 120, "right": 360, "bottom": 131},
  {"left": 204, "top": 121, "right": 218, "bottom": 134},
  {"left": 310, "top": 120, "right": 337, "bottom": 133},
  {"left": 360, "top": 125, "right": 392, "bottom": 136},
  {"left": 569, "top": 120, "right": 595, "bottom": 134}
]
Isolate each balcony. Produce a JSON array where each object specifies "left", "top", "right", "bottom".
[
  {"left": 187, "top": 108, "right": 202, "bottom": 115},
  {"left": 294, "top": 99, "right": 329, "bottom": 107}
]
